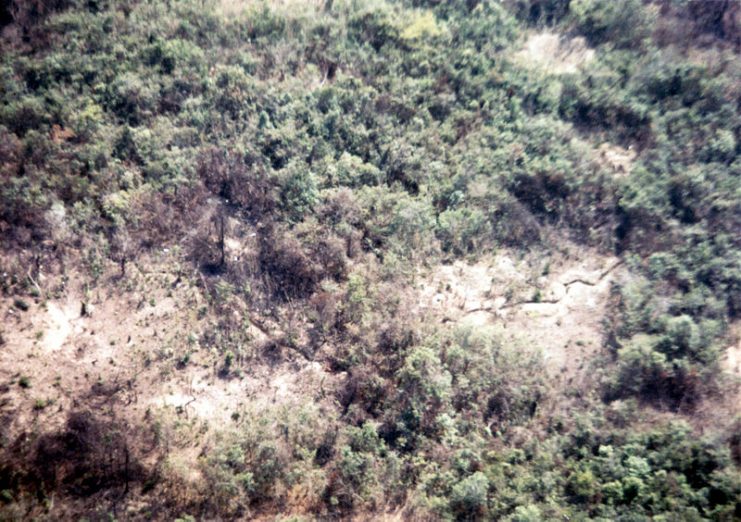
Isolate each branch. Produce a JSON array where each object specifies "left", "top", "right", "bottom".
[
  {"left": 461, "top": 260, "right": 625, "bottom": 316},
  {"left": 562, "top": 259, "right": 625, "bottom": 289}
]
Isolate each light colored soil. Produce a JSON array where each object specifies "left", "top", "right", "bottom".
[
  {"left": 597, "top": 142, "right": 637, "bottom": 177},
  {"left": 514, "top": 31, "right": 595, "bottom": 75},
  {"left": 718, "top": 321, "right": 741, "bottom": 413},
  {"left": 0, "top": 255, "right": 338, "bottom": 455},
  {"left": 722, "top": 322, "right": 741, "bottom": 377},
  {"left": 418, "top": 244, "right": 624, "bottom": 385},
  {"left": 42, "top": 299, "right": 76, "bottom": 351}
]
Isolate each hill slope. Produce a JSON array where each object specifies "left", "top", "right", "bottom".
[{"left": 1, "top": 0, "right": 740, "bottom": 519}]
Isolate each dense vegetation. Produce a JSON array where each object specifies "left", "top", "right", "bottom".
[{"left": 0, "top": 0, "right": 739, "bottom": 519}]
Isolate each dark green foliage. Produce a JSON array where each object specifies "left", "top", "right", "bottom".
[
  {"left": 570, "top": 0, "right": 655, "bottom": 49},
  {"left": 509, "top": 0, "right": 572, "bottom": 27},
  {"left": 555, "top": 419, "right": 741, "bottom": 520}
]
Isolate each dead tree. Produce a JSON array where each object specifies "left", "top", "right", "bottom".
[
  {"left": 217, "top": 209, "right": 226, "bottom": 269},
  {"left": 110, "top": 227, "right": 134, "bottom": 278}
]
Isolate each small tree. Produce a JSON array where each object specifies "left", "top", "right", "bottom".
[
  {"left": 110, "top": 227, "right": 134, "bottom": 277},
  {"left": 278, "top": 160, "right": 318, "bottom": 223},
  {"left": 450, "top": 472, "right": 489, "bottom": 519}
]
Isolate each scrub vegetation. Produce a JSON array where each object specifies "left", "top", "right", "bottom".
[{"left": 0, "top": 0, "right": 739, "bottom": 519}]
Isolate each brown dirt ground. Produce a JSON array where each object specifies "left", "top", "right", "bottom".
[
  {"left": 416, "top": 242, "right": 625, "bottom": 387},
  {"left": 0, "top": 253, "right": 339, "bottom": 465}
]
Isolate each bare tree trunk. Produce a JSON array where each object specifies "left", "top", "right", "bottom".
[
  {"left": 218, "top": 212, "right": 225, "bottom": 268},
  {"left": 124, "top": 444, "right": 130, "bottom": 495}
]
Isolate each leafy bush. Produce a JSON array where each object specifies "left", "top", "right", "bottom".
[
  {"left": 450, "top": 471, "right": 489, "bottom": 518},
  {"left": 278, "top": 160, "right": 319, "bottom": 222},
  {"left": 570, "top": 0, "right": 655, "bottom": 49}
]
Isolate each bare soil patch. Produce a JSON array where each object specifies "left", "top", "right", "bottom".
[
  {"left": 717, "top": 321, "right": 741, "bottom": 413},
  {"left": 597, "top": 142, "right": 637, "bottom": 177},
  {"left": 418, "top": 243, "right": 624, "bottom": 385},
  {"left": 0, "top": 255, "right": 338, "bottom": 458},
  {"left": 514, "top": 31, "right": 595, "bottom": 75}
]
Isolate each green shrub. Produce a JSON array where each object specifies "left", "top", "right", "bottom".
[
  {"left": 570, "top": 0, "right": 655, "bottom": 49},
  {"left": 0, "top": 96, "right": 50, "bottom": 135},
  {"left": 437, "top": 207, "right": 486, "bottom": 255},
  {"left": 278, "top": 160, "right": 319, "bottom": 222},
  {"left": 449, "top": 472, "right": 489, "bottom": 519}
]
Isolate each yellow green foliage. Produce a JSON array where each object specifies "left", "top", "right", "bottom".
[{"left": 400, "top": 11, "right": 443, "bottom": 41}]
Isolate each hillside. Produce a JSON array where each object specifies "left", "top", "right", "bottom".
[{"left": 0, "top": 0, "right": 740, "bottom": 520}]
